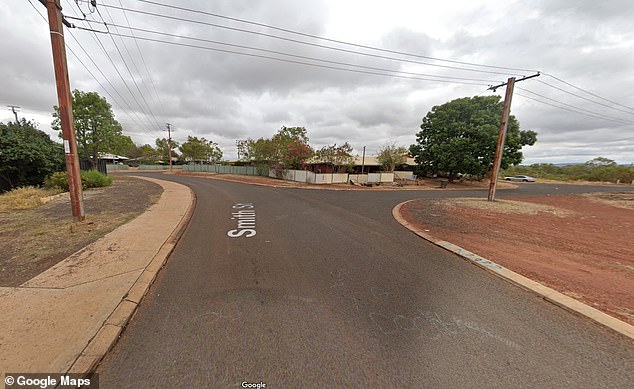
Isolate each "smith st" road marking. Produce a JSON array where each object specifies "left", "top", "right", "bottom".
[{"left": 227, "top": 203, "right": 256, "bottom": 238}]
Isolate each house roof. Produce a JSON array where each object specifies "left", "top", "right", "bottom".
[
  {"left": 351, "top": 155, "right": 416, "bottom": 166},
  {"left": 99, "top": 153, "right": 129, "bottom": 160}
]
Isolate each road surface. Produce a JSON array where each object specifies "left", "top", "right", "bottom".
[{"left": 98, "top": 176, "right": 634, "bottom": 388}]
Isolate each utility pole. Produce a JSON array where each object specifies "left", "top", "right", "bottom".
[
  {"left": 361, "top": 146, "right": 366, "bottom": 174},
  {"left": 44, "top": 0, "right": 84, "bottom": 221},
  {"left": 166, "top": 123, "right": 173, "bottom": 171},
  {"left": 7, "top": 105, "right": 20, "bottom": 123},
  {"left": 487, "top": 72, "right": 540, "bottom": 202}
]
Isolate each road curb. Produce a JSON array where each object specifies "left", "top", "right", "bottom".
[
  {"left": 67, "top": 177, "right": 196, "bottom": 374},
  {"left": 392, "top": 199, "right": 634, "bottom": 341}
]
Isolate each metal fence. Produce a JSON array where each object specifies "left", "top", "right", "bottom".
[
  {"left": 138, "top": 165, "right": 183, "bottom": 170},
  {"left": 182, "top": 164, "right": 263, "bottom": 175},
  {"left": 80, "top": 159, "right": 107, "bottom": 175}
]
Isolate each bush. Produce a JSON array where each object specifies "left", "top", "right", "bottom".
[
  {"left": 44, "top": 170, "right": 113, "bottom": 191},
  {"left": 44, "top": 172, "right": 69, "bottom": 191},
  {"left": 81, "top": 170, "right": 113, "bottom": 189}
]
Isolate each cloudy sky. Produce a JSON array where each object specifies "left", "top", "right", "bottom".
[{"left": 2, "top": 0, "right": 633, "bottom": 164}]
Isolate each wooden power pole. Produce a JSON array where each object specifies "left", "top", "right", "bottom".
[
  {"left": 166, "top": 123, "right": 173, "bottom": 171},
  {"left": 487, "top": 73, "right": 540, "bottom": 201},
  {"left": 44, "top": 0, "right": 85, "bottom": 221},
  {"left": 487, "top": 77, "right": 515, "bottom": 201}
]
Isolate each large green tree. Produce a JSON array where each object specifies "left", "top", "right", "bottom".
[
  {"left": 52, "top": 90, "right": 123, "bottom": 168},
  {"left": 410, "top": 95, "right": 537, "bottom": 180},
  {"left": 109, "top": 135, "right": 139, "bottom": 158},
  {"left": 179, "top": 136, "right": 222, "bottom": 163},
  {"left": 0, "top": 120, "right": 65, "bottom": 191}
]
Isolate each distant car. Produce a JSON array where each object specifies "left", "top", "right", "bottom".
[{"left": 504, "top": 175, "right": 535, "bottom": 182}]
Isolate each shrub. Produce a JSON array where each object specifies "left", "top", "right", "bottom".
[
  {"left": 44, "top": 172, "right": 70, "bottom": 191},
  {"left": 44, "top": 170, "right": 113, "bottom": 191},
  {"left": 81, "top": 170, "right": 113, "bottom": 189}
]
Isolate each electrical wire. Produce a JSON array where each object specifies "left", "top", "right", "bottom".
[
  {"left": 76, "top": 28, "right": 491, "bottom": 86},
  {"left": 65, "top": 0, "right": 157, "bottom": 131},
  {"left": 98, "top": 2, "right": 523, "bottom": 77},
  {"left": 27, "top": 0, "right": 150, "bottom": 133},
  {"left": 536, "top": 79, "right": 634, "bottom": 117},
  {"left": 131, "top": 0, "right": 538, "bottom": 74},
  {"left": 77, "top": 22, "right": 502, "bottom": 84},
  {"left": 117, "top": 0, "right": 167, "bottom": 114},
  {"left": 516, "top": 87, "right": 634, "bottom": 125},
  {"left": 542, "top": 72, "right": 634, "bottom": 113},
  {"left": 84, "top": 8, "right": 161, "bottom": 131},
  {"left": 514, "top": 92, "right": 633, "bottom": 126},
  {"left": 95, "top": 3, "right": 163, "bottom": 131}
]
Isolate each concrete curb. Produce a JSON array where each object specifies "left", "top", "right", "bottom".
[
  {"left": 392, "top": 199, "right": 634, "bottom": 341},
  {"left": 67, "top": 176, "right": 196, "bottom": 374}
]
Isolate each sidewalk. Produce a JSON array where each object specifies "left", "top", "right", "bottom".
[{"left": 0, "top": 176, "right": 194, "bottom": 376}]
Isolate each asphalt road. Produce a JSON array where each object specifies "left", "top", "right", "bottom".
[{"left": 98, "top": 176, "right": 634, "bottom": 388}]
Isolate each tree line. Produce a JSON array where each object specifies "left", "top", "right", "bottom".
[{"left": 20, "top": 90, "right": 634, "bottom": 193}]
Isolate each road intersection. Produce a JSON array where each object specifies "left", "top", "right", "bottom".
[{"left": 98, "top": 175, "right": 634, "bottom": 387}]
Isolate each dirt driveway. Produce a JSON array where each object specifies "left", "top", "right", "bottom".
[{"left": 400, "top": 192, "right": 634, "bottom": 325}]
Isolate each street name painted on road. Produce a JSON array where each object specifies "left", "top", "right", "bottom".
[{"left": 227, "top": 203, "right": 256, "bottom": 238}]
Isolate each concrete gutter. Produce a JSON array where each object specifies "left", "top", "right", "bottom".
[
  {"left": 392, "top": 199, "right": 634, "bottom": 341},
  {"left": 0, "top": 176, "right": 195, "bottom": 376}
]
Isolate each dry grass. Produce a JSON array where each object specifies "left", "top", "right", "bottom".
[
  {"left": 582, "top": 192, "right": 634, "bottom": 210},
  {"left": 0, "top": 176, "right": 163, "bottom": 287},
  {"left": 441, "top": 198, "right": 574, "bottom": 217},
  {"left": 0, "top": 186, "right": 63, "bottom": 212}
]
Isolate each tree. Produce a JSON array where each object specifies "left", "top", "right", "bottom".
[
  {"left": 52, "top": 90, "right": 123, "bottom": 168},
  {"left": 155, "top": 137, "right": 180, "bottom": 163},
  {"left": 242, "top": 126, "right": 313, "bottom": 169},
  {"left": 138, "top": 144, "right": 160, "bottom": 161},
  {"left": 109, "top": 135, "right": 139, "bottom": 158},
  {"left": 0, "top": 119, "right": 65, "bottom": 191},
  {"left": 179, "top": 136, "right": 222, "bottom": 163},
  {"left": 585, "top": 157, "right": 616, "bottom": 167},
  {"left": 410, "top": 95, "right": 537, "bottom": 180},
  {"left": 377, "top": 143, "right": 408, "bottom": 172},
  {"left": 315, "top": 142, "right": 355, "bottom": 172}
]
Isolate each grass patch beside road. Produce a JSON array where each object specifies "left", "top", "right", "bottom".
[{"left": 0, "top": 176, "right": 162, "bottom": 287}]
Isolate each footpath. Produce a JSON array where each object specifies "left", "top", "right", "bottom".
[{"left": 0, "top": 177, "right": 194, "bottom": 376}]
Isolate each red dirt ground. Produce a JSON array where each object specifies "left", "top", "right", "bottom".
[{"left": 400, "top": 193, "right": 634, "bottom": 325}]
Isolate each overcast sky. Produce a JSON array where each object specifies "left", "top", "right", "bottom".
[{"left": 2, "top": 0, "right": 633, "bottom": 164}]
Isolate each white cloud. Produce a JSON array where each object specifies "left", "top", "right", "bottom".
[{"left": 2, "top": 0, "right": 633, "bottom": 164}]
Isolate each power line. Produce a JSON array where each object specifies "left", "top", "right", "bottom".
[
  {"left": 78, "top": 22, "right": 502, "bottom": 84},
  {"left": 83, "top": 10, "right": 160, "bottom": 131},
  {"left": 131, "top": 0, "right": 538, "bottom": 74},
  {"left": 514, "top": 92, "right": 634, "bottom": 126},
  {"left": 536, "top": 79, "right": 634, "bottom": 117},
  {"left": 95, "top": 3, "right": 163, "bottom": 131},
  {"left": 76, "top": 28, "right": 491, "bottom": 86},
  {"left": 99, "top": 2, "right": 523, "bottom": 77},
  {"left": 542, "top": 72, "right": 634, "bottom": 113},
  {"left": 516, "top": 87, "right": 634, "bottom": 126},
  {"left": 63, "top": 0, "right": 156, "bottom": 132},
  {"left": 27, "top": 0, "right": 145, "bottom": 131},
  {"left": 117, "top": 0, "right": 167, "bottom": 114}
]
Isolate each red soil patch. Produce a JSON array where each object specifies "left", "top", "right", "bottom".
[{"left": 400, "top": 193, "right": 634, "bottom": 325}]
